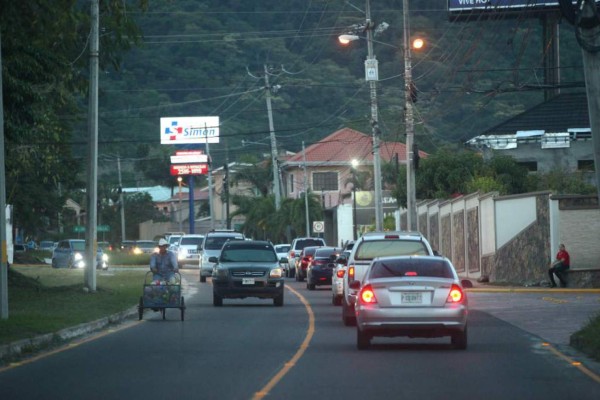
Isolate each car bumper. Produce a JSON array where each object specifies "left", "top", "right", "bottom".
[
  {"left": 355, "top": 304, "right": 468, "bottom": 337},
  {"left": 332, "top": 277, "right": 344, "bottom": 296},
  {"left": 213, "top": 279, "right": 284, "bottom": 299},
  {"left": 308, "top": 270, "right": 332, "bottom": 285}
]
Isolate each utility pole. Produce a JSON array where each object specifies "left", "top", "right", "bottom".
[
  {"left": 579, "top": 1, "right": 600, "bottom": 199},
  {"left": 206, "top": 141, "right": 215, "bottom": 230},
  {"left": 0, "top": 30, "right": 9, "bottom": 319},
  {"left": 264, "top": 65, "right": 282, "bottom": 210},
  {"left": 224, "top": 164, "right": 230, "bottom": 229},
  {"left": 303, "top": 141, "right": 310, "bottom": 236},
  {"left": 84, "top": 0, "right": 99, "bottom": 292},
  {"left": 365, "top": 0, "right": 384, "bottom": 231},
  {"left": 403, "top": 0, "right": 417, "bottom": 231},
  {"left": 117, "top": 155, "right": 126, "bottom": 241}
]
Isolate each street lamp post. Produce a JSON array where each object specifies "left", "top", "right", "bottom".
[
  {"left": 403, "top": 0, "right": 417, "bottom": 231},
  {"left": 351, "top": 159, "right": 359, "bottom": 241},
  {"left": 177, "top": 176, "right": 183, "bottom": 233}
]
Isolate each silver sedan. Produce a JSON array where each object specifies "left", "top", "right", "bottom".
[{"left": 350, "top": 255, "right": 468, "bottom": 350}]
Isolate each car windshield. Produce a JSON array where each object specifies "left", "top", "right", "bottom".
[
  {"left": 180, "top": 237, "right": 203, "bottom": 245},
  {"left": 275, "top": 245, "right": 290, "bottom": 253},
  {"left": 355, "top": 240, "right": 428, "bottom": 260},
  {"left": 169, "top": 236, "right": 181, "bottom": 245},
  {"left": 369, "top": 258, "right": 453, "bottom": 279},
  {"left": 205, "top": 236, "right": 240, "bottom": 250},
  {"left": 296, "top": 239, "right": 324, "bottom": 250},
  {"left": 220, "top": 245, "right": 278, "bottom": 262},
  {"left": 72, "top": 241, "right": 86, "bottom": 251}
]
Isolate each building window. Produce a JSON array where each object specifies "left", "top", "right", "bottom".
[
  {"left": 578, "top": 159, "right": 595, "bottom": 172},
  {"left": 517, "top": 161, "right": 537, "bottom": 172},
  {"left": 289, "top": 173, "right": 294, "bottom": 193},
  {"left": 312, "top": 172, "right": 338, "bottom": 191}
]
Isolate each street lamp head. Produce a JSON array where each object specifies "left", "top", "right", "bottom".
[
  {"left": 177, "top": 176, "right": 183, "bottom": 183},
  {"left": 351, "top": 159, "right": 359, "bottom": 168},
  {"left": 339, "top": 34, "right": 359, "bottom": 45},
  {"left": 412, "top": 37, "right": 425, "bottom": 50}
]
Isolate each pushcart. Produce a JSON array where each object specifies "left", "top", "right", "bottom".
[{"left": 138, "top": 272, "right": 185, "bottom": 321}]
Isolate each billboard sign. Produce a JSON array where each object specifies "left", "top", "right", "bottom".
[
  {"left": 170, "top": 150, "right": 208, "bottom": 164},
  {"left": 160, "top": 116, "right": 219, "bottom": 145},
  {"left": 448, "top": 0, "right": 568, "bottom": 12},
  {"left": 170, "top": 164, "right": 209, "bottom": 176}
]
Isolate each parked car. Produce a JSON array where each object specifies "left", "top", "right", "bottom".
[
  {"left": 331, "top": 250, "right": 351, "bottom": 305},
  {"left": 341, "top": 231, "right": 435, "bottom": 326},
  {"left": 133, "top": 240, "right": 158, "bottom": 255},
  {"left": 306, "top": 247, "right": 341, "bottom": 290},
  {"left": 39, "top": 240, "right": 55, "bottom": 252},
  {"left": 295, "top": 246, "right": 322, "bottom": 282},
  {"left": 351, "top": 255, "right": 469, "bottom": 350},
  {"left": 176, "top": 234, "right": 205, "bottom": 268},
  {"left": 274, "top": 244, "right": 291, "bottom": 276},
  {"left": 199, "top": 230, "right": 245, "bottom": 282},
  {"left": 287, "top": 237, "right": 326, "bottom": 279},
  {"left": 52, "top": 239, "right": 109, "bottom": 270},
  {"left": 211, "top": 240, "right": 284, "bottom": 307}
]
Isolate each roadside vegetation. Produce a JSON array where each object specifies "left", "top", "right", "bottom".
[
  {"left": 571, "top": 313, "right": 600, "bottom": 362},
  {"left": 0, "top": 266, "right": 146, "bottom": 347}
]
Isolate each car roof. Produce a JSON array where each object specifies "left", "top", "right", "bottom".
[
  {"left": 360, "top": 231, "right": 425, "bottom": 240},
  {"left": 225, "top": 240, "right": 272, "bottom": 248}
]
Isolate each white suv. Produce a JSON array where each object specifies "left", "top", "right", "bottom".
[
  {"left": 199, "top": 230, "right": 245, "bottom": 282},
  {"left": 341, "top": 231, "right": 435, "bottom": 326},
  {"left": 176, "top": 234, "right": 205, "bottom": 268},
  {"left": 287, "top": 237, "right": 326, "bottom": 279}
]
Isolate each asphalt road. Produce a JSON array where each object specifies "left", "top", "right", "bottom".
[{"left": 1, "top": 271, "right": 600, "bottom": 400}]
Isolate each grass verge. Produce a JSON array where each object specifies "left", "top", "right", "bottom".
[
  {"left": 571, "top": 312, "right": 600, "bottom": 362},
  {"left": 0, "top": 266, "right": 146, "bottom": 346}
]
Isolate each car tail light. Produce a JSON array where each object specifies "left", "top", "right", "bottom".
[
  {"left": 336, "top": 269, "right": 345, "bottom": 278},
  {"left": 384, "top": 235, "right": 399, "bottom": 239},
  {"left": 359, "top": 284, "right": 377, "bottom": 304},
  {"left": 447, "top": 284, "right": 464, "bottom": 303},
  {"left": 348, "top": 265, "right": 355, "bottom": 282}
]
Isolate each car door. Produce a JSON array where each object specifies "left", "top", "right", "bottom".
[{"left": 53, "top": 240, "right": 70, "bottom": 267}]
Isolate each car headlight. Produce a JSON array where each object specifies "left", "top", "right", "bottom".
[
  {"left": 214, "top": 267, "right": 228, "bottom": 279},
  {"left": 270, "top": 268, "right": 283, "bottom": 279},
  {"left": 133, "top": 247, "right": 142, "bottom": 255},
  {"left": 74, "top": 252, "right": 83, "bottom": 261},
  {"left": 102, "top": 254, "right": 109, "bottom": 262},
  {"left": 178, "top": 250, "right": 187, "bottom": 261}
]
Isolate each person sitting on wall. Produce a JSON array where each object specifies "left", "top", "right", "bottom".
[{"left": 548, "top": 243, "right": 570, "bottom": 288}]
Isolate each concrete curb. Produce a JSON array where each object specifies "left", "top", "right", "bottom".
[{"left": 0, "top": 306, "right": 138, "bottom": 362}]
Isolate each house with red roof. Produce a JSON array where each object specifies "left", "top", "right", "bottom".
[{"left": 280, "top": 127, "right": 427, "bottom": 245}]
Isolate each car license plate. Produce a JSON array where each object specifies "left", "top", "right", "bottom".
[
  {"left": 242, "top": 278, "right": 255, "bottom": 285},
  {"left": 401, "top": 292, "right": 422, "bottom": 304}
]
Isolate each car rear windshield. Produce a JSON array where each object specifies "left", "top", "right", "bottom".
[
  {"left": 275, "top": 245, "right": 290, "bottom": 253},
  {"left": 354, "top": 240, "right": 429, "bottom": 260},
  {"left": 295, "top": 239, "right": 324, "bottom": 250},
  {"left": 314, "top": 248, "right": 339, "bottom": 259},
  {"left": 205, "top": 236, "right": 242, "bottom": 250},
  {"left": 369, "top": 258, "right": 453, "bottom": 279},
  {"left": 180, "top": 237, "right": 203, "bottom": 246},
  {"left": 220, "top": 245, "right": 277, "bottom": 262}
]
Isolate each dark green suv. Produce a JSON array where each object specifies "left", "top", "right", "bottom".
[{"left": 211, "top": 240, "right": 285, "bottom": 307}]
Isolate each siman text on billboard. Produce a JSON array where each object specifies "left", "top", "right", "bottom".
[{"left": 160, "top": 116, "right": 220, "bottom": 145}]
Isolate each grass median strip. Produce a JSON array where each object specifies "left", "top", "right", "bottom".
[{"left": 0, "top": 266, "right": 147, "bottom": 346}]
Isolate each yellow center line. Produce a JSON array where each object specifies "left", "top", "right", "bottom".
[
  {"left": 252, "top": 285, "right": 315, "bottom": 400},
  {"left": 542, "top": 342, "right": 600, "bottom": 384}
]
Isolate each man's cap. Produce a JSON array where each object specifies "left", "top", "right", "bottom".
[{"left": 158, "top": 238, "right": 168, "bottom": 246}]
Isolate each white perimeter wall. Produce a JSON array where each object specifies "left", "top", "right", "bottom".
[{"left": 495, "top": 196, "right": 536, "bottom": 249}]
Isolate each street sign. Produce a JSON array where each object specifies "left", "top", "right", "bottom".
[
  {"left": 73, "top": 225, "right": 85, "bottom": 233},
  {"left": 170, "top": 164, "right": 208, "bottom": 176},
  {"left": 313, "top": 221, "right": 324, "bottom": 233},
  {"left": 97, "top": 225, "right": 110, "bottom": 232},
  {"left": 365, "top": 58, "right": 379, "bottom": 81}
]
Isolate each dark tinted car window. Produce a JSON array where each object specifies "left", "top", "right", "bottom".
[
  {"left": 296, "top": 239, "right": 324, "bottom": 250},
  {"left": 355, "top": 240, "right": 428, "bottom": 260},
  {"left": 220, "top": 244, "right": 277, "bottom": 262},
  {"left": 180, "top": 237, "right": 203, "bottom": 245},
  {"left": 314, "top": 248, "right": 340, "bottom": 259},
  {"left": 301, "top": 247, "right": 320, "bottom": 257},
  {"left": 205, "top": 235, "right": 242, "bottom": 250},
  {"left": 370, "top": 259, "right": 453, "bottom": 279}
]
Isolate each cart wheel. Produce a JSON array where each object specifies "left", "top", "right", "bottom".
[
  {"left": 138, "top": 297, "right": 144, "bottom": 320},
  {"left": 180, "top": 297, "right": 185, "bottom": 321},
  {"left": 162, "top": 308, "right": 166, "bottom": 320}
]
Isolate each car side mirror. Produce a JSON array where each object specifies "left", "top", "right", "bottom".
[
  {"left": 349, "top": 281, "right": 361, "bottom": 290},
  {"left": 209, "top": 256, "right": 218, "bottom": 263}
]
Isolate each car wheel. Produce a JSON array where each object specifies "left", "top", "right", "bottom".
[
  {"left": 273, "top": 293, "right": 284, "bottom": 307},
  {"left": 357, "top": 327, "right": 371, "bottom": 350},
  {"left": 308, "top": 283, "right": 315, "bottom": 290},
  {"left": 333, "top": 294, "right": 342, "bottom": 306},
  {"left": 451, "top": 326, "right": 468, "bottom": 350},
  {"left": 213, "top": 293, "right": 223, "bottom": 307},
  {"left": 200, "top": 275, "right": 206, "bottom": 283},
  {"left": 51, "top": 259, "right": 58, "bottom": 269},
  {"left": 342, "top": 299, "right": 356, "bottom": 326}
]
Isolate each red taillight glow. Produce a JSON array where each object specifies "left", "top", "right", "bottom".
[
  {"left": 336, "top": 269, "right": 345, "bottom": 278},
  {"left": 348, "top": 266, "right": 355, "bottom": 281},
  {"left": 405, "top": 271, "right": 417, "bottom": 276},
  {"left": 384, "top": 235, "right": 400, "bottom": 239},
  {"left": 447, "top": 284, "right": 464, "bottom": 303},
  {"left": 360, "top": 284, "right": 377, "bottom": 304}
]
